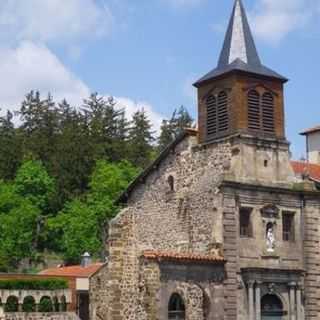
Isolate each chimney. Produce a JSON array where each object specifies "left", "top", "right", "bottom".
[
  {"left": 81, "top": 252, "right": 92, "bottom": 268},
  {"left": 300, "top": 126, "right": 320, "bottom": 164}
]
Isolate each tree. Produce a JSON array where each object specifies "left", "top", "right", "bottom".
[
  {"left": 83, "top": 94, "right": 129, "bottom": 162},
  {"left": 48, "top": 160, "right": 138, "bottom": 263},
  {"left": 19, "top": 91, "right": 60, "bottom": 166},
  {"left": 128, "top": 109, "right": 155, "bottom": 168},
  {"left": 0, "top": 181, "right": 40, "bottom": 271},
  {"left": 15, "top": 160, "right": 55, "bottom": 213},
  {"left": 0, "top": 111, "right": 22, "bottom": 180},
  {"left": 158, "top": 106, "right": 193, "bottom": 151}
]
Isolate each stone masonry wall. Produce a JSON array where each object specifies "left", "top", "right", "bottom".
[
  {"left": 303, "top": 199, "right": 320, "bottom": 319},
  {"left": 90, "top": 134, "right": 232, "bottom": 320}
]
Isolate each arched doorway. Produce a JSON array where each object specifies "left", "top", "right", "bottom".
[
  {"left": 261, "top": 294, "right": 284, "bottom": 320},
  {"left": 168, "top": 293, "right": 185, "bottom": 319}
]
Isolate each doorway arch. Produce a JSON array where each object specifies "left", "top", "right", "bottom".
[{"left": 261, "top": 294, "right": 284, "bottom": 319}]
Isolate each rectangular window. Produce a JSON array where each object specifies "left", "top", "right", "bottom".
[
  {"left": 240, "top": 207, "right": 253, "bottom": 238},
  {"left": 282, "top": 212, "right": 295, "bottom": 242}
]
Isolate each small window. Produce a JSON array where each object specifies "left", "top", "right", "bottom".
[
  {"left": 168, "top": 293, "right": 185, "bottom": 319},
  {"left": 167, "top": 175, "right": 174, "bottom": 192},
  {"left": 239, "top": 207, "right": 253, "bottom": 238},
  {"left": 283, "top": 212, "right": 295, "bottom": 242}
]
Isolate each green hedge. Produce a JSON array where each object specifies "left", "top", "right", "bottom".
[{"left": 0, "top": 279, "right": 68, "bottom": 290}]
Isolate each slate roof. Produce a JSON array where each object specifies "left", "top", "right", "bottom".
[
  {"left": 300, "top": 126, "right": 320, "bottom": 135},
  {"left": 143, "top": 250, "right": 225, "bottom": 264},
  {"left": 39, "top": 263, "right": 104, "bottom": 278},
  {"left": 194, "top": 0, "right": 287, "bottom": 87}
]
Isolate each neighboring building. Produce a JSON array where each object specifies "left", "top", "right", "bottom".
[
  {"left": 90, "top": 0, "right": 320, "bottom": 320},
  {"left": 40, "top": 253, "right": 104, "bottom": 320},
  {"left": 300, "top": 127, "right": 320, "bottom": 166},
  {"left": 0, "top": 273, "right": 72, "bottom": 319}
]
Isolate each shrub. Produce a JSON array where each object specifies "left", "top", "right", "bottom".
[{"left": 0, "top": 279, "right": 68, "bottom": 290}]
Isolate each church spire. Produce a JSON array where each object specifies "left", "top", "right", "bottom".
[
  {"left": 218, "top": 0, "right": 261, "bottom": 68},
  {"left": 194, "top": 0, "right": 287, "bottom": 87}
]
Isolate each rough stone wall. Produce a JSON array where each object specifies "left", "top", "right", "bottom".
[
  {"left": 90, "top": 265, "right": 109, "bottom": 320},
  {"left": 129, "top": 136, "right": 232, "bottom": 253},
  {"left": 90, "top": 134, "right": 232, "bottom": 320},
  {"left": 91, "top": 131, "right": 315, "bottom": 320},
  {"left": 303, "top": 199, "right": 320, "bottom": 319}
]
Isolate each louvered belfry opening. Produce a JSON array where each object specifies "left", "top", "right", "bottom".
[
  {"left": 206, "top": 91, "right": 229, "bottom": 139},
  {"left": 247, "top": 90, "right": 275, "bottom": 134},
  {"left": 217, "top": 91, "right": 229, "bottom": 132},
  {"left": 262, "top": 92, "right": 275, "bottom": 132},
  {"left": 248, "top": 90, "right": 260, "bottom": 131}
]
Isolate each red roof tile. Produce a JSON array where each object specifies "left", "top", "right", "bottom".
[
  {"left": 300, "top": 126, "right": 320, "bottom": 135},
  {"left": 142, "top": 250, "right": 225, "bottom": 264},
  {"left": 291, "top": 161, "right": 320, "bottom": 182},
  {"left": 39, "top": 263, "right": 104, "bottom": 278}
]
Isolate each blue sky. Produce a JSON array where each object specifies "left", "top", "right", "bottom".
[{"left": 0, "top": 0, "right": 318, "bottom": 158}]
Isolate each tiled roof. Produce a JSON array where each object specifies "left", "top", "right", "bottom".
[
  {"left": 142, "top": 250, "right": 225, "bottom": 264},
  {"left": 39, "top": 263, "right": 104, "bottom": 278},
  {"left": 291, "top": 161, "right": 320, "bottom": 182},
  {"left": 300, "top": 126, "right": 320, "bottom": 135}
]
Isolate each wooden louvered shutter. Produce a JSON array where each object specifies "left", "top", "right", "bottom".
[
  {"left": 262, "top": 92, "right": 275, "bottom": 133},
  {"left": 206, "top": 95, "right": 217, "bottom": 137},
  {"left": 217, "top": 91, "right": 229, "bottom": 132},
  {"left": 248, "top": 90, "right": 260, "bottom": 130}
]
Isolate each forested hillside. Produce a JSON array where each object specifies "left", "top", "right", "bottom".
[{"left": 0, "top": 91, "right": 193, "bottom": 272}]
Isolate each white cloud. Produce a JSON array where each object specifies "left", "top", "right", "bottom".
[
  {"left": 250, "top": 0, "right": 310, "bottom": 43},
  {"left": 114, "top": 97, "right": 165, "bottom": 134},
  {"left": 0, "top": 41, "right": 90, "bottom": 110},
  {"left": 0, "top": 0, "right": 113, "bottom": 44},
  {"left": 0, "top": 42, "right": 164, "bottom": 133}
]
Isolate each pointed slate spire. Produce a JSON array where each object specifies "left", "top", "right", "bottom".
[
  {"left": 194, "top": 0, "right": 287, "bottom": 87},
  {"left": 218, "top": 0, "right": 261, "bottom": 68}
]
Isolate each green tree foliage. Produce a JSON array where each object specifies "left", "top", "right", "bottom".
[
  {"left": 158, "top": 106, "right": 194, "bottom": 151},
  {"left": 0, "top": 181, "right": 40, "bottom": 271},
  {"left": 128, "top": 109, "right": 155, "bottom": 168},
  {"left": 0, "top": 90, "right": 192, "bottom": 270},
  {"left": 15, "top": 160, "right": 55, "bottom": 213},
  {"left": 0, "top": 111, "right": 22, "bottom": 180},
  {"left": 48, "top": 160, "right": 138, "bottom": 264}
]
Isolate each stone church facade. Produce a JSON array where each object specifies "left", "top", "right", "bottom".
[{"left": 90, "top": 1, "right": 320, "bottom": 319}]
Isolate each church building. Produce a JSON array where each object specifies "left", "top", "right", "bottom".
[{"left": 90, "top": 0, "right": 320, "bottom": 319}]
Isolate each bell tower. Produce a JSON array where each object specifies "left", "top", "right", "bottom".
[{"left": 194, "top": 0, "right": 288, "bottom": 144}]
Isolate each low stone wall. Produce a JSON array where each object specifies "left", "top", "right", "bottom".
[{"left": 1, "top": 312, "right": 79, "bottom": 320}]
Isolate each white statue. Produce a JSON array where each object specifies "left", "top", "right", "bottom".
[{"left": 266, "top": 225, "right": 275, "bottom": 252}]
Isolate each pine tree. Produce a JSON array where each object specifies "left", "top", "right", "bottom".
[
  {"left": 158, "top": 106, "right": 193, "bottom": 151},
  {"left": 0, "top": 111, "right": 22, "bottom": 180},
  {"left": 128, "top": 109, "right": 155, "bottom": 168}
]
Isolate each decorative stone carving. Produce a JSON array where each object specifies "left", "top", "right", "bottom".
[
  {"left": 266, "top": 224, "right": 275, "bottom": 252},
  {"left": 261, "top": 204, "right": 279, "bottom": 219}
]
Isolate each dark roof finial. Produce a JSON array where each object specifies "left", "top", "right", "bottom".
[{"left": 194, "top": 0, "right": 287, "bottom": 87}]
